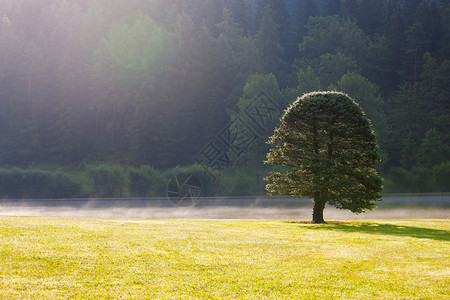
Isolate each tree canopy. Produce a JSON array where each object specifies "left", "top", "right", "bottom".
[{"left": 265, "top": 92, "right": 383, "bottom": 223}]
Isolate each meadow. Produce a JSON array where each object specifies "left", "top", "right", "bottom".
[{"left": 1, "top": 217, "right": 448, "bottom": 299}]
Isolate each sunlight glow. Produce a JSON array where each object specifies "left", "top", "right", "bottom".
[{"left": 107, "top": 12, "right": 165, "bottom": 71}]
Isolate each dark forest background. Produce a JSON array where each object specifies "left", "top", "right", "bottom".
[{"left": 0, "top": 0, "right": 449, "bottom": 197}]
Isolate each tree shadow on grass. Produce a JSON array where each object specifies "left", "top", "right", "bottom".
[{"left": 288, "top": 222, "right": 450, "bottom": 242}]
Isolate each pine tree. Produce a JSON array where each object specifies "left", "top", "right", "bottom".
[
  {"left": 255, "top": 4, "right": 285, "bottom": 76},
  {"left": 293, "top": 0, "right": 319, "bottom": 40},
  {"left": 265, "top": 91, "right": 383, "bottom": 223},
  {"left": 417, "top": 128, "right": 450, "bottom": 168},
  {"left": 227, "top": 0, "right": 249, "bottom": 33}
]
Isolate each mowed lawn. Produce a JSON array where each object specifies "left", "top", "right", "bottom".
[{"left": 0, "top": 217, "right": 448, "bottom": 299}]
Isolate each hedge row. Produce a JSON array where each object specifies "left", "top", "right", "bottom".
[
  {"left": 4, "top": 162, "right": 445, "bottom": 199},
  {"left": 0, "top": 168, "right": 80, "bottom": 199},
  {"left": 0, "top": 164, "right": 212, "bottom": 199},
  {"left": 85, "top": 164, "right": 168, "bottom": 198},
  {"left": 383, "top": 161, "right": 450, "bottom": 193}
]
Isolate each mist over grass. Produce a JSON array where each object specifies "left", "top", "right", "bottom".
[
  {"left": 1, "top": 205, "right": 449, "bottom": 220},
  {"left": 1, "top": 217, "right": 448, "bottom": 299},
  {"left": 1, "top": 194, "right": 449, "bottom": 220}
]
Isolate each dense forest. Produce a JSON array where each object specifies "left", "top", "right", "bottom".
[{"left": 0, "top": 0, "right": 449, "bottom": 197}]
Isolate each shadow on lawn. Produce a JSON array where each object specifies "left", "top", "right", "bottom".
[{"left": 291, "top": 222, "right": 450, "bottom": 242}]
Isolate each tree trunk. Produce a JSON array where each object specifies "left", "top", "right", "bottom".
[{"left": 312, "top": 198, "right": 326, "bottom": 223}]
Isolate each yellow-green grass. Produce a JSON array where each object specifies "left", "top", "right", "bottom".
[{"left": 1, "top": 217, "right": 448, "bottom": 299}]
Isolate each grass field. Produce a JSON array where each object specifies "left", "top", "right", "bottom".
[{"left": 1, "top": 217, "right": 449, "bottom": 299}]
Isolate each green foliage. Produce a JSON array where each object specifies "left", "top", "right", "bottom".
[
  {"left": 228, "top": 73, "right": 285, "bottom": 167},
  {"left": 289, "top": 66, "right": 321, "bottom": 97},
  {"left": 255, "top": 4, "right": 285, "bottom": 76},
  {"left": 163, "top": 164, "right": 214, "bottom": 197},
  {"left": 265, "top": 92, "right": 383, "bottom": 222},
  {"left": 417, "top": 129, "right": 450, "bottom": 168},
  {"left": 128, "top": 165, "right": 165, "bottom": 197},
  {"left": 363, "top": 34, "right": 392, "bottom": 90},
  {"left": 330, "top": 71, "right": 389, "bottom": 168},
  {"left": 385, "top": 156, "right": 450, "bottom": 193},
  {"left": 384, "top": 167, "right": 431, "bottom": 193},
  {"left": 315, "top": 52, "right": 359, "bottom": 87},
  {"left": 299, "top": 15, "right": 368, "bottom": 62},
  {"left": 217, "top": 169, "right": 265, "bottom": 196},
  {"left": 106, "top": 12, "right": 165, "bottom": 71},
  {"left": 384, "top": 55, "right": 450, "bottom": 176},
  {"left": 384, "top": 160, "right": 450, "bottom": 193},
  {"left": 0, "top": 168, "right": 80, "bottom": 199},
  {"left": 239, "top": 73, "right": 284, "bottom": 107},
  {"left": 384, "top": 83, "right": 429, "bottom": 168},
  {"left": 330, "top": 72, "right": 384, "bottom": 124},
  {"left": 432, "top": 161, "right": 450, "bottom": 192},
  {"left": 163, "top": 164, "right": 208, "bottom": 179},
  {"left": 85, "top": 164, "right": 128, "bottom": 198},
  {"left": 294, "top": 52, "right": 360, "bottom": 92}
]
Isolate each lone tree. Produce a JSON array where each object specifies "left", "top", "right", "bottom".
[{"left": 265, "top": 91, "right": 383, "bottom": 223}]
